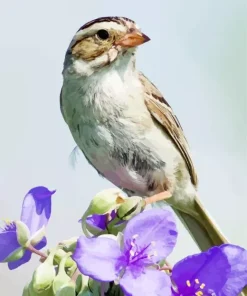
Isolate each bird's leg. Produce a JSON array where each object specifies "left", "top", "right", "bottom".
[
  {"left": 145, "top": 191, "right": 172, "bottom": 206},
  {"left": 145, "top": 179, "right": 172, "bottom": 206}
]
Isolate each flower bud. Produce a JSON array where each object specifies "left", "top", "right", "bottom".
[
  {"left": 77, "top": 291, "right": 93, "bottom": 296},
  {"left": 15, "top": 220, "right": 30, "bottom": 246},
  {"left": 56, "top": 282, "right": 76, "bottom": 296},
  {"left": 81, "top": 189, "right": 125, "bottom": 237},
  {"left": 22, "top": 283, "right": 30, "bottom": 296},
  {"left": 117, "top": 196, "right": 144, "bottom": 220},
  {"left": 28, "top": 282, "right": 54, "bottom": 296},
  {"left": 52, "top": 254, "right": 72, "bottom": 295},
  {"left": 28, "top": 226, "right": 46, "bottom": 247},
  {"left": 32, "top": 249, "right": 56, "bottom": 293},
  {"left": 53, "top": 249, "right": 75, "bottom": 269},
  {"left": 58, "top": 237, "right": 78, "bottom": 253},
  {"left": 89, "top": 188, "right": 125, "bottom": 215}
]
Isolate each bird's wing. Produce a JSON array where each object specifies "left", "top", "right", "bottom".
[{"left": 139, "top": 72, "right": 198, "bottom": 186}]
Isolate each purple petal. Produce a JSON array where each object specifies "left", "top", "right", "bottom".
[
  {"left": 72, "top": 236, "right": 124, "bottom": 282},
  {"left": 35, "top": 237, "right": 47, "bottom": 250},
  {"left": 7, "top": 233, "right": 47, "bottom": 270},
  {"left": 120, "top": 267, "right": 171, "bottom": 296},
  {"left": 219, "top": 244, "right": 247, "bottom": 296},
  {"left": 86, "top": 214, "right": 107, "bottom": 231},
  {"left": 123, "top": 209, "right": 177, "bottom": 262},
  {"left": 172, "top": 246, "right": 230, "bottom": 295},
  {"left": 85, "top": 211, "right": 118, "bottom": 231},
  {"left": 8, "top": 250, "right": 32, "bottom": 270},
  {"left": 0, "top": 224, "right": 20, "bottom": 262},
  {"left": 20, "top": 186, "right": 55, "bottom": 235}
]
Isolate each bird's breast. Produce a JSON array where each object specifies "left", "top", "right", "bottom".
[{"left": 61, "top": 70, "right": 182, "bottom": 195}]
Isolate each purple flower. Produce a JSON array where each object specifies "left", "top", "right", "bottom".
[
  {"left": 0, "top": 186, "right": 55, "bottom": 270},
  {"left": 80, "top": 211, "right": 125, "bottom": 236},
  {"left": 73, "top": 209, "right": 177, "bottom": 296},
  {"left": 171, "top": 244, "right": 247, "bottom": 296},
  {"left": 86, "top": 212, "right": 115, "bottom": 231},
  {"left": 86, "top": 210, "right": 125, "bottom": 230}
]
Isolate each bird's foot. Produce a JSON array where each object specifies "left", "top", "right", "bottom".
[{"left": 145, "top": 191, "right": 172, "bottom": 206}]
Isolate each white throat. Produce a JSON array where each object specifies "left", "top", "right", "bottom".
[
  {"left": 65, "top": 48, "right": 136, "bottom": 78},
  {"left": 62, "top": 48, "right": 144, "bottom": 126}
]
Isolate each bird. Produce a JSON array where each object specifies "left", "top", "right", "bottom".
[{"left": 60, "top": 16, "right": 227, "bottom": 251}]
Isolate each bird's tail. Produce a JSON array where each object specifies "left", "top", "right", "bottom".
[{"left": 172, "top": 196, "right": 228, "bottom": 251}]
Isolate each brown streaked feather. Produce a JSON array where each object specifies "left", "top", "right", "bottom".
[
  {"left": 77, "top": 16, "right": 134, "bottom": 32},
  {"left": 72, "top": 37, "right": 109, "bottom": 61},
  {"left": 139, "top": 72, "right": 198, "bottom": 186},
  {"left": 71, "top": 30, "right": 124, "bottom": 61}
]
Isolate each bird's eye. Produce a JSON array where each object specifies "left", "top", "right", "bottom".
[{"left": 96, "top": 29, "right": 110, "bottom": 40}]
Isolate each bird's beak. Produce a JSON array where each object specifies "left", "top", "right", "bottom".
[{"left": 115, "top": 32, "right": 150, "bottom": 48}]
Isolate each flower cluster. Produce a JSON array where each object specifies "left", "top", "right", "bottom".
[
  {"left": 74, "top": 209, "right": 247, "bottom": 296},
  {"left": 1, "top": 187, "right": 247, "bottom": 296},
  {"left": 0, "top": 186, "right": 55, "bottom": 269}
]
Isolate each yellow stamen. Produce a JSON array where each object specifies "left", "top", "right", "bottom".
[
  {"left": 200, "top": 283, "right": 205, "bottom": 289},
  {"left": 186, "top": 280, "right": 191, "bottom": 287},
  {"left": 2, "top": 219, "right": 12, "bottom": 225},
  {"left": 195, "top": 278, "right": 200, "bottom": 284},
  {"left": 195, "top": 292, "right": 203, "bottom": 296}
]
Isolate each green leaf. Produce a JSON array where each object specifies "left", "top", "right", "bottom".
[
  {"left": 15, "top": 220, "right": 30, "bottom": 246},
  {"left": 75, "top": 274, "right": 83, "bottom": 293},
  {"left": 75, "top": 273, "right": 92, "bottom": 295},
  {"left": 105, "top": 284, "right": 124, "bottom": 296},
  {"left": 77, "top": 290, "right": 93, "bottom": 296},
  {"left": 91, "top": 279, "right": 101, "bottom": 296},
  {"left": 56, "top": 283, "right": 75, "bottom": 296}
]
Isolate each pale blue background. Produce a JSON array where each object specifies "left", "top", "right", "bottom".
[{"left": 0, "top": 0, "right": 246, "bottom": 294}]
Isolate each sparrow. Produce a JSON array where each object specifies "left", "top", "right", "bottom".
[{"left": 60, "top": 16, "right": 227, "bottom": 251}]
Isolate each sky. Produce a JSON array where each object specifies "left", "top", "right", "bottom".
[{"left": 0, "top": 0, "right": 246, "bottom": 294}]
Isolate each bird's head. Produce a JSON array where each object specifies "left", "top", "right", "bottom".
[{"left": 65, "top": 16, "right": 150, "bottom": 76}]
